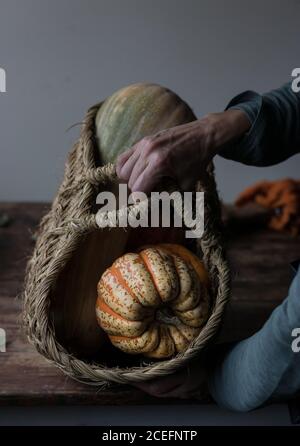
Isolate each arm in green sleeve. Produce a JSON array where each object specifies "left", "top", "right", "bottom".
[{"left": 220, "top": 83, "right": 300, "bottom": 166}]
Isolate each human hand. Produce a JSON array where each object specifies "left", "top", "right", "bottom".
[
  {"left": 235, "top": 179, "right": 300, "bottom": 235},
  {"left": 116, "top": 110, "right": 250, "bottom": 193},
  {"left": 134, "top": 361, "right": 208, "bottom": 400}
]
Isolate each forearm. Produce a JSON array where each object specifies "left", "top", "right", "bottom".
[{"left": 199, "top": 110, "right": 251, "bottom": 156}]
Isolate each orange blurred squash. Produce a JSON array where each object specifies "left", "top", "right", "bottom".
[{"left": 96, "top": 244, "right": 210, "bottom": 359}]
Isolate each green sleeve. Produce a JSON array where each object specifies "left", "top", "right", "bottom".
[{"left": 219, "top": 83, "right": 300, "bottom": 166}]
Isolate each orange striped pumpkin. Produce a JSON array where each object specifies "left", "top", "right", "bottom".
[{"left": 96, "top": 244, "right": 210, "bottom": 359}]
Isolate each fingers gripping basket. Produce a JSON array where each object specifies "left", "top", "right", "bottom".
[{"left": 23, "top": 103, "right": 230, "bottom": 387}]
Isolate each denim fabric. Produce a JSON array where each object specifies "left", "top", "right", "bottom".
[{"left": 209, "top": 266, "right": 300, "bottom": 412}]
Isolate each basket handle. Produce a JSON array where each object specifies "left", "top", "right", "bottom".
[{"left": 92, "top": 163, "right": 184, "bottom": 229}]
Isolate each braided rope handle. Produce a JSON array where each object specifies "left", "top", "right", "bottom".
[{"left": 52, "top": 163, "right": 193, "bottom": 235}]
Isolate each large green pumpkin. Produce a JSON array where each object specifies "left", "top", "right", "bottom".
[{"left": 95, "top": 83, "right": 196, "bottom": 164}]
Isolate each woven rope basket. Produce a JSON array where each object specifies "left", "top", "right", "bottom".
[{"left": 23, "top": 103, "right": 231, "bottom": 387}]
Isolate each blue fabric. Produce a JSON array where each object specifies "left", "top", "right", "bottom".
[
  {"left": 207, "top": 82, "right": 300, "bottom": 411},
  {"left": 209, "top": 267, "right": 300, "bottom": 412}
]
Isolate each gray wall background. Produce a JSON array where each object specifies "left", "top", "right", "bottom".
[{"left": 0, "top": 0, "right": 299, "bottom": 203}]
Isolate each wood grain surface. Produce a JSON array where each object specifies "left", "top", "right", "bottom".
[{"left": 0, "top": 202, "right": 299, "bottom": 405}]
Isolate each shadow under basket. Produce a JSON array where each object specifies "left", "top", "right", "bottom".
[{"left": 23, "top": 104, "right": 231, "bottom": 387}]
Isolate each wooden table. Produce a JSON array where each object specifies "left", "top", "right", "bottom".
[{"left": 0, "top": 203, "right": 299, "bottom": 406}]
